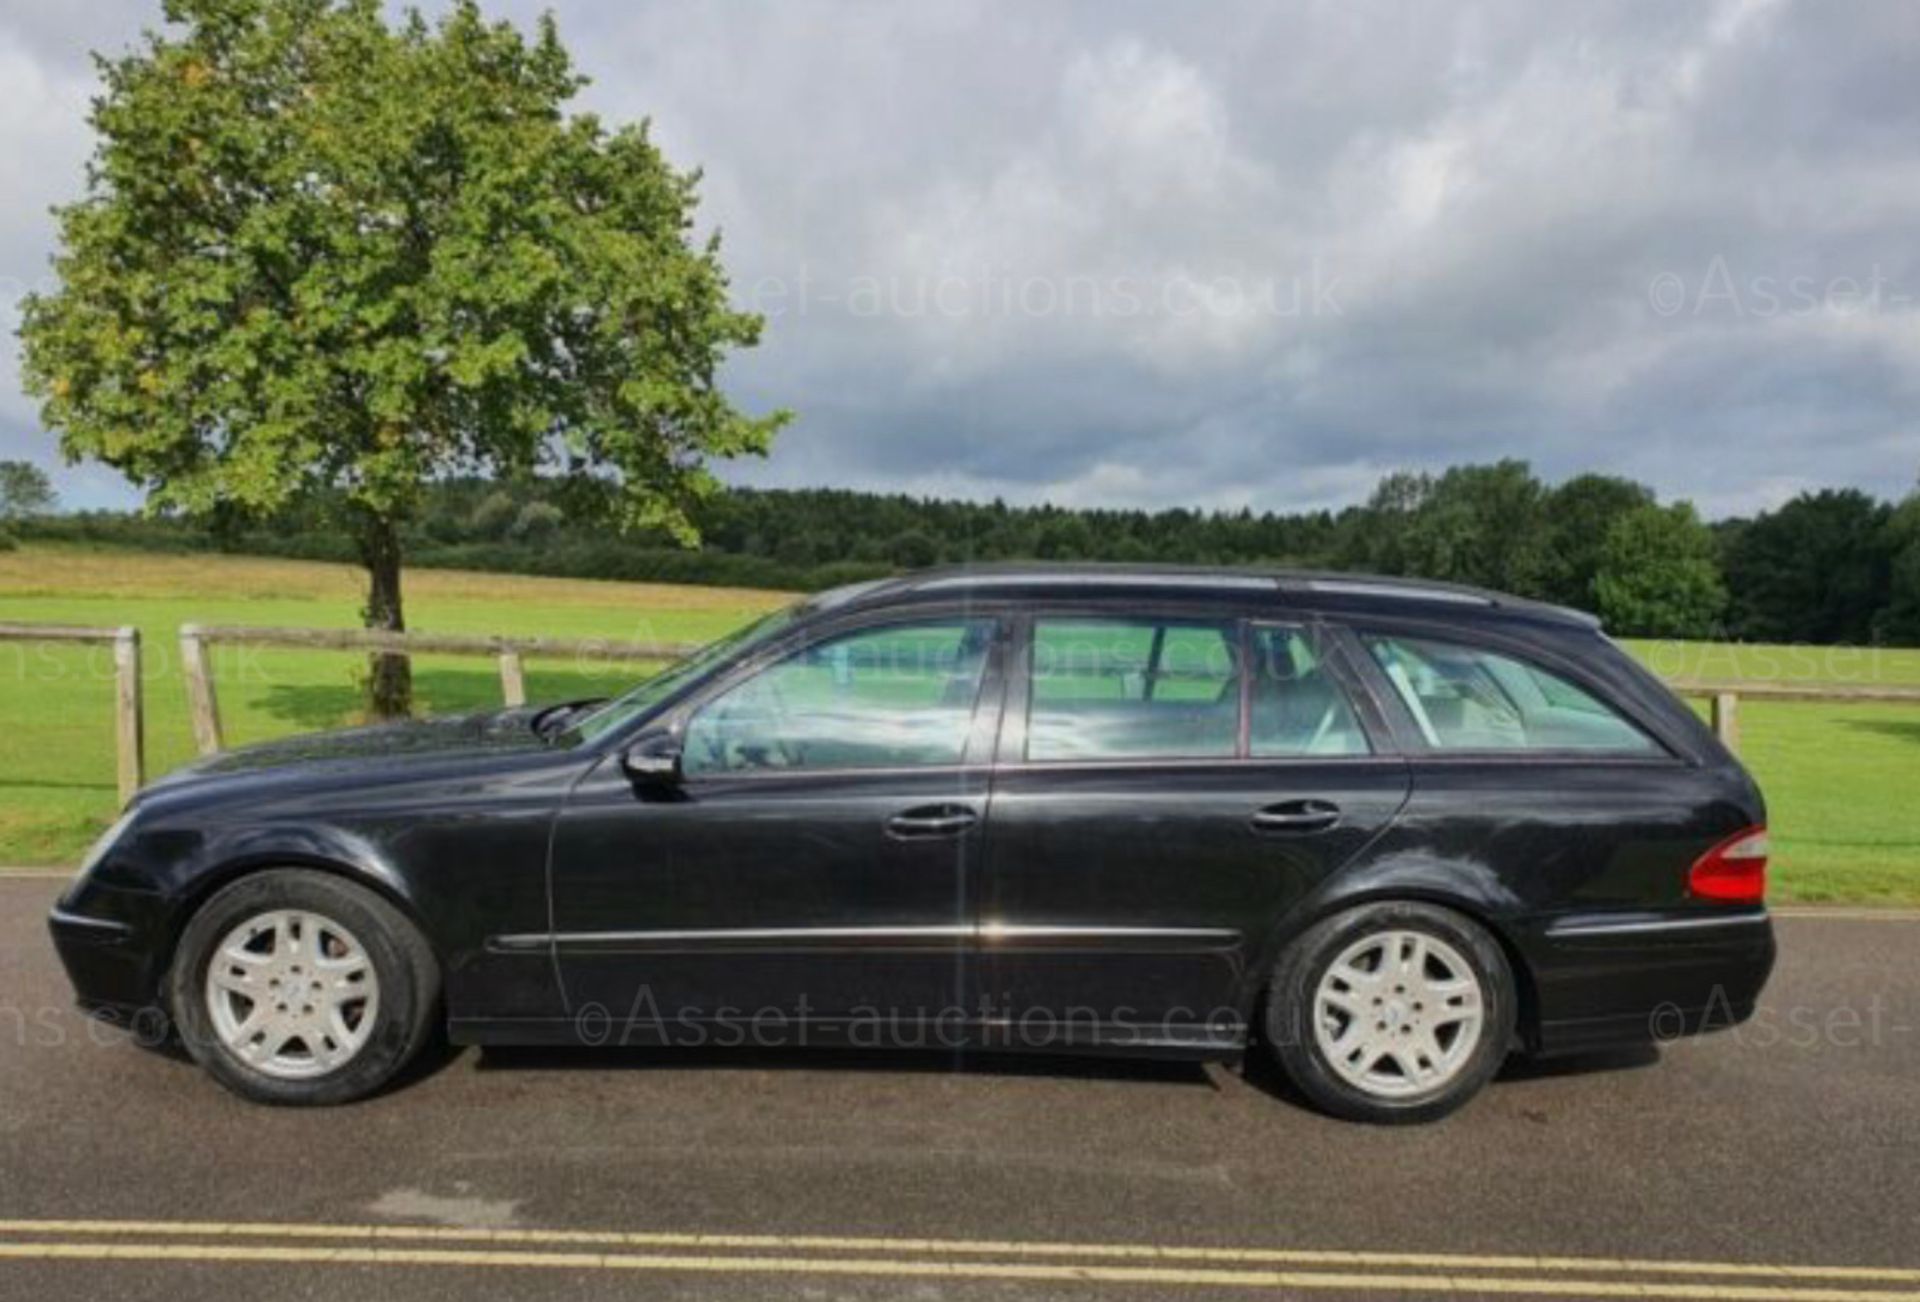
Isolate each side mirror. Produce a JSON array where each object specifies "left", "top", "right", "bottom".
[{"left": 621, "top": 739, "right": 683, "bottom": 787}]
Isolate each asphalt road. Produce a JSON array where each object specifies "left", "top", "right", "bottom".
[{"left": 2, "top": 873, "right": 1917, "bottom": 1300}]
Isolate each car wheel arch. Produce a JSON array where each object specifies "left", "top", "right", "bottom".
[
  {"left": 1240, "top": 884, "right": 1541, "bottom": 1052},
  {"left": 162, "top": 854, "right": 442, "bottom": 999}
]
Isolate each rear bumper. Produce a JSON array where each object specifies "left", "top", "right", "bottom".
[{"left": 1518, "top": 908, "right": 1776, "bottom": 1056}]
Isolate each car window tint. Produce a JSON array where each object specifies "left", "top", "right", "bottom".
[
  {"left": 683, "top": 620, "right": 993, "bottom": 775},
  {"left": 1027, "top": 618, "right": 1238, "bottom": 760},
  {"left": 1365, "top": 635, "right": 1657, "bottom": 753},
  {"left": 1249, "top": 627, "right": 1370, "bottom": 756}
]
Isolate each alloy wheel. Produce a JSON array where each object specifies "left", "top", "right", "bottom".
[
  {"left": 1311, "top": 928, "right": 1486, "bottom": 1099},
  {"left": 203, "top": 909, "right": 381, "bottom": 1080}
]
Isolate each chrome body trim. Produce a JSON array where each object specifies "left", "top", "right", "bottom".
[
  {"left": 1545, "top": 911, "right": 1770, "bottom": 939},
  {"left": 46, "top": 906, "right": 134, "bottom": 943},
  {"left": 493, "top": 923, "right": 1242, "bottom": 954}
]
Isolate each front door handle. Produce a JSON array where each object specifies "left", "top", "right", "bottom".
[
  {"left": 1250, "top": 799, "right": 1341, "bottom": 834},
  {"left": 886, "top": 804, "right": 979, "bottom": 839}
]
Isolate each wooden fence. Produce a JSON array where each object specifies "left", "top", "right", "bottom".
[
  {"left": 0, "top": 622, "right": 144, "bottom": 805},
  {"left": 177, "top": 623, "right": 699, "bottom": 756},
  {"left": 157, "top": 634, "right": 1920, "bottom": 760},
  {"left": 11, "top": 617, "right": 1920, "bottom": 800},
  {"left": 1665, "top": 679, "right": 1920, "bottom": 752}
]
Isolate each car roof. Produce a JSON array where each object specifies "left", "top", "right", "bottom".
[{"left": 809, "top": 563, "right": 1601, "bottom": 630}]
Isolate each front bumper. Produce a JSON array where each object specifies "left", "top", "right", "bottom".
[
  {"left": 1519, "top": 908, "right": 1776, "bottom": 1056},
  {"left": 48, "top": 885, "right": 170, "bottom": 1020}
]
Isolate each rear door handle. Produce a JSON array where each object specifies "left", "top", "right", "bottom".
[
  {"left": 1250, "top": 799, "right": 1341, "bottom": 834},
  {"left": 886, "top": 804, "right": 979, "bottom": 839}
]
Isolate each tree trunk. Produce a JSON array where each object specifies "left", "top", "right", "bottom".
[{"left": 357, "top": 513, "right": 412, "bottom": 721}]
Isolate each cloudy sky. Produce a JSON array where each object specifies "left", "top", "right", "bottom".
[{"left": 3, "top": 0, "right": 1917, "bottom": 517}]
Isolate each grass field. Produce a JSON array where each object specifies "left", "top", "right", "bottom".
[
  {"left": 3, "top": 543, "right": 1917, "bottom": 904},
  {"left": 0, "top": 545, "right": 789, "bottom": 865}
]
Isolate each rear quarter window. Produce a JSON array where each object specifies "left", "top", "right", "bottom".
[{"left": 1364, "top": 633, "right": 1659, "bottom": 755}]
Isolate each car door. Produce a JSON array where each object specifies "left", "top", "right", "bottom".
[
  {"left": 548, "top": 612, "right": 1005, "bottom": 1043},
  {"left": 978, "top": 611, "right": 1411, "bottom": 1050}
]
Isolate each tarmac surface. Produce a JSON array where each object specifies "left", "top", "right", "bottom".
[{"left": 2, "top": 873, "right": 1916, "bottom": 1299}]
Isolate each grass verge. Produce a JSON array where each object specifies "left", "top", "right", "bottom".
[{"left": 3, "top": 545, "right": 1916, "bottom": 903}]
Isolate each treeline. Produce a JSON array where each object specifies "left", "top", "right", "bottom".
[{"left": 21, "top": 460, "right": 1920, "bottom": 645}]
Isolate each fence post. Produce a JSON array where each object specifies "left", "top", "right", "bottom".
[
  {"left": 180, "top": 624, "right": 224, "bottom": 756},
  {"left": 498, "top": 649, "right": 527, "bottom": 708},
  {"left": 1711, "top": 691, "right": 1740, "bottom": 753},
  {"left": 113, "top": 627, "right": 144, "bottom": 806}
]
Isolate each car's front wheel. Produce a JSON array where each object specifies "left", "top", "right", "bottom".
[
  {"left": 169, "top": 869, "right": 440, "bottom": 1105},
  {"left": 1265, "top": 901, "right": 1516, "bottom": 1124}
]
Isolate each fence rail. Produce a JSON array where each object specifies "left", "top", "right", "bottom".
[
  {"left": 1665, "top": 678, "right": 1920, "bottom": 752},
  {"left": 178, "top": 623, "right": 699, "bottom": 756},
  {"left": 162, "top": 632, "right": 1920, "bottom": 760},
  {"left": 1664, "top": 679, "right": 1920, "bottom": 704},
  {"left": 0, "top": 621, "right": 144, "bottom": 805},
  {"left": 13, "top": 617, "right": 1920, "bottom": 801}
]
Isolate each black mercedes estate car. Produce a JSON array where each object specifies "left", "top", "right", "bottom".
[{"left": 50, "top": 565, "right": 1775, "bottom": 1122}]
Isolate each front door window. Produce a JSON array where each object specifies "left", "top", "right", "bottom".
[{"left": 682, "top": 620, "right": 995, "bottom": 775}]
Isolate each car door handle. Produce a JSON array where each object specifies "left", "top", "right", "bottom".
[
  {"left": 886, "top": 804, "right": 979, "bottom": 839},
  {"left": 1250, "top": 800, "right": 1341, "bottom": 834}
]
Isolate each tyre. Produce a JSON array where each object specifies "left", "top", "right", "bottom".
[
  {"left": 168, "top": 869, "right": 440, "bottom": 1105},
  {"left": 1264, "top": 901, "right": 1516, "bottom": 1124}
]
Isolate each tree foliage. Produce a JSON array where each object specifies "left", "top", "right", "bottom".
[
  {"left": 1593, "top": 503, "right": 1726, "bottom": 638},
  {"left": 1875, "top": 490, "right": 1920, "bottom": 645},
  {"left": 14, "top": 461, "right": 1920, "bottom": 648},
  {"left": 0, "top": 461, "right": 59, "bottom": 521},
  {"left": 19, "top": 0, "right": 783, "bottom": 714},
  {"left": 1721, "top": 490, "right": 1892, "bottom": 644},
  {"left": 1338, "top": 460, "right": 1554, "bottom": 595},
  {"left": 1538, "top": 473, "right": 1654, "bottom": 608}
]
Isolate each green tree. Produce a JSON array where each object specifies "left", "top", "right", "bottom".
[
  {"left": 0, "top": 461, "right": 58, "bottom": 521},
  {"left": 1876, "top": 488, "right": 1920, "bottom": 646},
  {"left": 1593, "top": 502, "right": 1727, "bottom": 638},
  {"left": 510, "top": 500, "right": 564, "bottom": 541},
  {"left": 1034, "top": 514, "right": 1094, "bottom": 560},
  {"left": 1336, "top": 470, "right": 1428, "bottom": 574},
  {"left": 887, "top": 529, "right": 939, "bottom": 569},
  {"left": 19, "top": 0, "right": 785, "bottom": 717},
  {"left": 469, "top": 490, "right": 519, "bottom": 541},
  {"left": 1353, "top": 461, "right": 1552, "bottom": 595},
  {"left": 1539, "top": 474, "right": 1653, "bottom": 609},
  {"left": 1721, "top": 490, "right": 1891, "bottom": 644}
]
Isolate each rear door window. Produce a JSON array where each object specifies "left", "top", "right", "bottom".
[
  {"left": 1249, "top": 626, "right": 1370, "bottom": 756},
  {"left": 1027, "top": 618, "right": 1239, "bottom": 761},
  {"left": 1364, "top": 634, "right": 1658, "bottom": 754}
]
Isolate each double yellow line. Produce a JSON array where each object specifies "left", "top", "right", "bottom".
[{"left": 0, "top": 1219, "right": 1916, "bottom": 1297}]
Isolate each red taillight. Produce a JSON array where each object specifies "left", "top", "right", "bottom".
[{"left": 1689, "top": 826, "right": 1769, "bottom": 903}]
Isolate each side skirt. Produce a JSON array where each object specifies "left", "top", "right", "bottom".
[{"left": 448, "top": 1015, "right": 1248, "bottom": 1061}]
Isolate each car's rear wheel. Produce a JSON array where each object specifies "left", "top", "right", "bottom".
[
  {"left": 1265, "top": 901, "right": 1515, "bottom": 1124},
  {"left": 168, "top": 870, "right": 439, "bottom": 1105}
]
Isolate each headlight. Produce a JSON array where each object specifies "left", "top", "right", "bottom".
[{"left": 75, "top": 808, "right": 138, "bottom": 881}]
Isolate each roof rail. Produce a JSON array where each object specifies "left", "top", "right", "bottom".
[
  {"left": 840, "top": 563, "right": 1600, "bottom": 627},
  {"left": 910, "top": 569, "right": 1278, "bottom": 593},
  {"left": 1275, "top": 572, "right": 1599, "bottom": 626},
  {"left": 1289, "top": 577, "right": 1493, "bottom": 607}
]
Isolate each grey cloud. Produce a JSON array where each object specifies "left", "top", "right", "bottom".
[{"left": 3, "top": 0, "right": 1917, "bottom": 516}]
